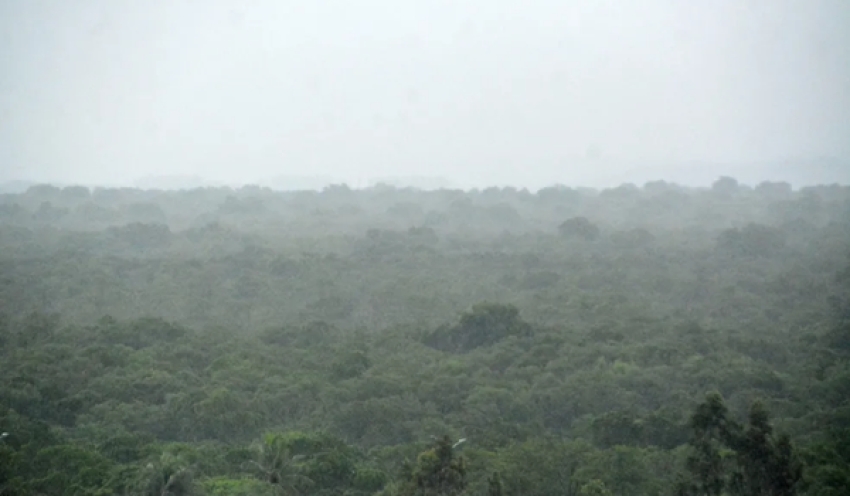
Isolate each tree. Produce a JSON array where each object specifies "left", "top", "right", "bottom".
[
  {"left": 331, "top": 349, "right": 371, "bottom": 380},
  {"left": 685, "top": 392, "right": 740, "bottom": 496},
  {"left": 558, "top": 217, "right": 600, "bottom": 241},
  {"left": 755, "top": 181, "right": 792, "bottom": 200},
  {"left": 712, "top": 176, "right": 740, "bottom": 196},
  {"left": 579, "top": 479, "right": 613, "bottom": 496},
  {"left": 591, "top": 410, "right": 644, "bottom": 448},
  {"left": 730, "top": 402, "right": 802, "bottom": 496},
  {"left": 487, "top": 471, "right": 504, "bottom": 496},
  {"left": 610, "top": 228, "right": 655, "bottom": 249},
  {"left": 142, "top": 454, "right": 197, "bottom": 496},
  {"left": 716, "top": 223, "right": 786, "bottom": 258},
  {"left": 676, "top": 393, "right": 802, "bottom": 496},
  {"left": 396, "top": 435, "right": 466, "bottom": 496},
  {"left": 497, "top": 438, "right": 586, "bottom": 496},
  {"left": 202, "top": 477, "right": 276, "bottom": 496},
  {"left": 248, "top": 432, "right": 313, "bottom": 495},
  {"left": 423, "top": 303, "right": 531, "bottom": 353}
]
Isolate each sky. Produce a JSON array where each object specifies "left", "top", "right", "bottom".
[{"left": 1, "top": 0, "right": 848, "bottom": 189}]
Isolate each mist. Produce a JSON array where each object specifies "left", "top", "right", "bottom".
[{"left": 2, "top": 0, "right": 849, "bottom": 190}]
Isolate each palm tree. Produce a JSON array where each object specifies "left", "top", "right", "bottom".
[
  {"left": 246, "top": 433, "right": 314, "bottom": 496},
  {"left": 142, "top": 454, "right": 196, "bottom": 496}
]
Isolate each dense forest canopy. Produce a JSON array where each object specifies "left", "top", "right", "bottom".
[{"left": 1, "top": 177, "right": 848, "bottom": 495}]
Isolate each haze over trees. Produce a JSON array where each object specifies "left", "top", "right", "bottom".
[
  {"left": 2, "top": 0, "right": 848, "bottom": 493},
  {"left": 0, "top": 177, "right": 848, "bottom": 495}
]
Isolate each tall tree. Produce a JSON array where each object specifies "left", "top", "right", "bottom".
[
  {"left": 676, "top": 393, "right": 802, "bottom": 496},
  {"left": 396, "top": 435, "right": 467, "bottom": 496}
]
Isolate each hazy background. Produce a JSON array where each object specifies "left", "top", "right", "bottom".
[{"left": 1, "top": 0, "right": 848, "bottom": 190}]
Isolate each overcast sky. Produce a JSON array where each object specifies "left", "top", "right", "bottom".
[{"left": 1, "top": 0, "right": 848, "bottom": 188}]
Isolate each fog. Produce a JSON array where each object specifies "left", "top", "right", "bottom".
[{"left": 1, "top": 0, "right": 849, "bottom": 190}]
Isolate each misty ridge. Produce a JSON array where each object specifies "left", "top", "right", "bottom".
[
  {"left": 3, "top": 155, "right": 850, "bottom": 194},
  {"left": 1, "top": 175, "right": 848, "bottom": 354},
  {"left": 1, "top": 173, "right": 849, "bottom": 495}
]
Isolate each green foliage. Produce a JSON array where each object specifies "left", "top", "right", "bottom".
[
  {"left": 558, "top": 216, "right": 600, "bottom": 241},
  {"left": 424, "top": 303, "right": 531, "bottom": 353},
  {"left": 393, "top": 435, "right": 467, "bottom": 496},
  {"left": 353, "top": 467, "right": 389, "bottom": 493},
  {"left": 717, "top": 223, "right": 787, "bottom": 258},
  {"left": 141, "top": 454, "right": 197, "bottom": 496},
  {"left": 202, "top": 477, "right": 276, "bottom": 496},
  {"left": 0, "top": 181, "right": 848, "bottom": 494},
  {"left": 494, "top": 438, "right": 619, "bottom": 495},
  {"left": 331, "top": 349, "right": 371, "bottom": 380},
  {"left": 28, "top": 444, "right": 115, "bottom": 495},
  {"left": 676, "top": 393, "right": 803, "bottom": 496},
  {"left": 486, "top": 471, "right": 503, "bottom": 496},
  {"left": 801, "top": 428, "right": 850, "bottom": 496},
  {"left": 579, "top": 479, "right": 613, "bottom": 496}
]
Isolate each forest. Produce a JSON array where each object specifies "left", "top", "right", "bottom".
[{"left": 0, "top": 176, "right": 848, "bottom": 495}]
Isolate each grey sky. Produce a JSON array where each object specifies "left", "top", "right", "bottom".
[{"left": 1, "top": 0, "right": 848, "bottom": 188}]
